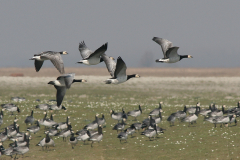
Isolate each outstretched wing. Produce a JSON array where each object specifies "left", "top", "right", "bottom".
[
  {"left": 88, "top": 43, "right": 108, "bottom": 59},
  {"left": 165, "top": 47, "right": 179, "bottom": 58},
  {"left": 79, "top": 41, "right": 92, "bottom": 59},
  {"left": 54, "top": 86, "right": 66, "bottom": 107},
  {"left": 114, "top": 57, "right": 127, "bottom": 78},
  {"left": 34, "top": 60, "right": 44, "bottom": 72},
  {"left": 152, "top": 37, "right": 173, "bottom": 58},
  {"left": 41, "top": 52, "right": 65, "bottom": 74},
  {"left": 63, "top": 73, "right": 75, "bottom": 89},
  {"left": 102, "top": 53, "right": 116, "bottom": 77}
]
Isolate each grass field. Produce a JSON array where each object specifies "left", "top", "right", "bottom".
[{"left": 0, "top": 75, "right": 240, "bottom": 160}]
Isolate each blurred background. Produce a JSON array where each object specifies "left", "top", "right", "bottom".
[{"left": 0, "top": 1, "right": 240, "bottom": 70}]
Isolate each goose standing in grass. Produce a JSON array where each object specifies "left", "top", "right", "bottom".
[
  {"left": 117, "top": 129, "right": 129, "bottom": 143},
  {"left": 212, "top": 115, "right": 236, "bottom": 127},
  {"left": 76, "top": 129, "right": 91, "bottom": 144},
  {"left": 9, "top": 133, "right": 30, "bottom": 147},
  {"left": 4, "top": 105, "right": 20, "bottom": 115},
  {"left": 97, "top": 114, "right": 106, "bottom": 126},
  {"left": 142, "top": 115, "right": 156, "bottom": 129},
  {"left": 126, "top": 125, "right": 136, "bottom": 137},
  {"left": 152, "top": 37, "right": 193, "bottom": 63},
  {"left": 87, "top": 125, "right": 103, "bottom": 147},
  {"left": 174, "top": 106, "right": 187, "bottom": 120},
  {"left": 130, "top": 123, "right": 142, "bottom": 132},
  {"left": 127, "top": 105, "right": 142, "bottom": 121},
  {"left": 45, "top": 125, "right": 58, "bottom": 136},
  {"left": 24, "top": 110, "right": 34, "bottom": 125},
  {"left": 0, "top": 128, "right": 8, "bottom": 142},
  {"left": 35, "top": 104, "right": 50, "bottom": 111},
  {"left": 141, "top": 124, "right": 158, "bottom": 141},
  {"left": 113, "top": 119, "right": 126, "bottom": 133},
  {"left": 84, "top": 114, "right": 99, "bottom": 130},
  {"left": 27, "top": 120, "right": 40, "bottom": 134},
  {"left": 29, "top": 51, "right": 68, "bottom": 74},
  {"left": 69, "top": 131, "right": 78, "bottom": 149},
  {"left": 209, "top": 105, "right": 223, "bottom": 117},
  {"left": 54, "top": 116, "right": 70, "bottom": 130},
  {"left": 199, "top": 105, "right": 212, "bottom": 118},
  {"left": 77, "top": 41, "right": 108, "bottom": 65},
  {"left": 56, "top": 122, "right": 72, "bottom": 142},
  {"left": 48, "top": 73, "right": 87, "bottom": 107},
  {"left": 110, "top": 109, "right": 125, "bottom": 122},
  {"left": 11, "top": 137, "right": 30, "bottom": 159},
  {"left": 37, "top": 131, "right": 55, "bottom": 150},
  {"left": 104, "top": 56, "right": 140, "bottom": 84},
  {"left": 182, "top": 107, "right": 200, "bottom": 126},
  {"left": 187, "top": 102, "right": 200, "bottom": 114},
  {"left": 167, "top": 114, "right": 176, "bottom": 126},
  {"left": 152, "top": 111, "right": 162, "bottom": 124},
  {"left": 8, "top": 124, "right": 19, "bottom": 138},
  {"left": 149, "top": 102, "right": 163, "bottom": 116}
]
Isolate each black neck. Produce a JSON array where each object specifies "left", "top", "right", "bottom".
[
  {"left": 180, "top": 55, "right": 188, "bottom": 60},
  {"left": 127, "top": 74, "right": 136, "bottom": 80},
  {"left": 100, "top": 57, "right": 104, "bottom": 63},
  {"left": 31, "top": 111, "right": 33, "bottom": 116},
  {"left": 45, "top": 134, "right": 50, "bottom": 143},
  {"left": 98, "top": 126, "right": 102, "bottom": 134},
  {"left": 139, "top": 105, "right": 142, "bottom": 113}
]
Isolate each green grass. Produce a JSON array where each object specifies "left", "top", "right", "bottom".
[{"left": 0, "top": 80, "right": 239, "bottom": 160}]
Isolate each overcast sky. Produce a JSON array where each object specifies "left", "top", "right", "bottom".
[{"left": 1, "top": 1, "right": 240, "bottom": 68}]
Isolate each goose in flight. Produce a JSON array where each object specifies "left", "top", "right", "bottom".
[
  {"left": 30, "top": 51, "right": 68, "bottom": 74},
  {"left": 104, "top": 56, "right": 140, "bottom": 84},
  {"left": 77, "top": 41, "right": 108, "bottom": 65},
  {"left": 48, "top": 73, "right": 87, "bottom": 107},
  {"left": 152, "top": 37, "right": 193, "bottom": 63}
]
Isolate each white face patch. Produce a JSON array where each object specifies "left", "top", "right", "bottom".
[
  {"left": 63, "top": 51, "right": 68, "bottom": 55},
  {"left": 33, "top": 56, "right": 42, "bottom": 60}
]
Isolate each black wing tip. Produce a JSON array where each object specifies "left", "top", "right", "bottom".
[{"left": 79, "top": 41, "right": 86, "bottom": 48}]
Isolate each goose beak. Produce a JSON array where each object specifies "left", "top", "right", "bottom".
[{"left": 188, "top": 55, "right": 193, "bottom": 58}]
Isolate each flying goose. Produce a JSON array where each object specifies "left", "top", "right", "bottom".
[
  {"left": 152, "top": 37, "right": 193, "bottom": 63},
  {"left": 127, "top": 105, "right": 142, "bottom": 121},
  {"left": 36, "top": 131, "right": 55, "bottom": 150},
  {"left": 77, "top": 41, "right": 108, "bottom": 65},
  {"left": 141, "top": 124, "right": 158, "bottom": 141},
  {"left": 48, "top": 73, "right": 87, "bottom": 107},
  {"left": 30, "top": 51, "right": 68, "bottom": 74},
  {"left": 24, "top": 110, "right": 34, "bottom": 125},
  {"left": 149, "top": 102, "right": 163, "bottom": 116},
  {"left": 117, "top": 129, "right": 129, "bottom": 143},
  {"left": 101, "top": 53, "right": 116, "bottom": 77},
  {"left": 69, "top": 131, "right": 78, "bottom": 149},
  {"left": 104, "top": 56, "right": 140, "bottom": 84},
  {"left": 87, "top": 125, "right": 103, "bottom": 147}
]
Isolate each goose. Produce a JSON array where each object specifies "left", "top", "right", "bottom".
[
  {"left": 45, "top": 125, "right": 58, "bottom": 136},
  {"left": 141, "top": 124, "right": 158, "bottom": 141},
  {"left": 149, "top": 102, "right": 163, "bottom": 116},
  {"left": 186, "top": 102, "right": 200, "bottom": 114},
  {"left": 27, "top": 120, "right": 40, "bottom": 134},
  {"left": 76, "top": 129, "right": 98, "bottom": 143},
  {"left": 3, "top": 140, "right": 17, "bottom": 158},
  {"left": 1, "top": 103, "right": 17, "bottom": 109},
  {"left": 10, "top": 127, "right": 27, "bottom": 142},
  {"left": 112, "top": 119, "right": 126, "bottom": 133},
  {"left": 7, "top": 119, "right": 18, "bottom": 131},
  {"left": 8, "top": 124, "right": 19, "bottom": 138},
  {"left": 48, "top": 73, "right": 87, "bottom": 107},
  {"left": 209, "top": 105, "right": 223, "bottom": 117},
  {"left": 97, "top": 114, "right": 106, "bottom": 126},
  {"left": 152, "top": 111, "right": 162, "bottom": 124},
  {"left": 9, "top": 133, "right": 30, "bottom": 147},
  {"left": 84, "top": 114, "right": 99, "bottom": 130},
  {"left": 125, "top": 125, "right": 136, "bottom": 137},
  {"left": 36, "top": 131, "right": 55, "bottom": 150},
  {"left": 56, "top": 122, "right": 72, "bottom": 142},
  {"left": 142, "top": 115, "right": 156, "bottom": 129},
  {"left": 182, "top": 107, "right": 200, "bottom": 126},
  {"left": 213, "top": 115, "right": 236, "bottom": 127},
  {"left": 53, "top": 116, "right": 70, "bottom": 130},
  {"left": 117, "top": 129, "right": 129, "bottom": 143},
  {"left": 152, "top": 37, "right": 193, "bottom": 63},
  {"left": 4, "top": 105, "right": 20, "bottom": 115},
  {"left": 110, "top": 109, "right": 126, "bottom": 122},
  {"left": 49, "top": 104, "right": 67, "bottom": 112},
  {"left": 101, "top": 53, "right": 116, "bottom": 77},
  {"left": 11, "top": 97, "right": 26, "bottom": 102},
  {"left": 24, "top": 110, "right": 34, "bottom": 125},
  {"left": 29, "top": 51, "right": 68, "bottom": 74},
  {"left": 228, "top": 101, "right": 240, "bottom": 113},
  {"left": 77, "top": 41, "right": 108, "bottom": 65},
  {"left": 87, "top": 125, "right": 103, "bottom": 147},
  {"left": 11, "top": 137, "right": 30, "bottom": 159},
  {"left": 127, "top": 105, "right": 142, "bottom": 121},
  {"left": 174, "top": 106, "right": 187, "bottom": 120},
  {"left": 0, "top": 128, "right": 8, "bottom": 142},
  {"left": 104, "top": 56, "right": 140, "bottom": 84},
  {"left": 39, "top": 114, "right": 57, "bottom": 128},
  {"left": 199, "top": 105, "right": 212, "bottom": 117},
  {"left": 35, "top": 104, "right": 50, "bottom": 111},
  {"left": 167, "top": 114, "right": 176, "bottom": 126},
  {"left": 130, "top": 123, "right": 142, "bottom": 132},
  {"left": 69, "top": 131, "right": 78, "bottom": 149}
]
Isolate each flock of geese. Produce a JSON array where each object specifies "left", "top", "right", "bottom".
[{"left": 0, "top": 37, "right": 218, "bottom": 159}]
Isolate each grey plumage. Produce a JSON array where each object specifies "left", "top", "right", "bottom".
[{"left": 24, "top": 110, "right": 34, "bottom": 125}]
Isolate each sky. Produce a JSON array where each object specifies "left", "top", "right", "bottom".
[{"left": 0, "top": 1, "right": 240, "bottom": 68}]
